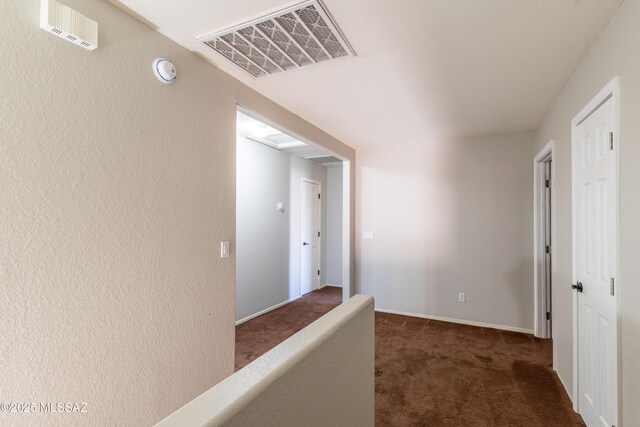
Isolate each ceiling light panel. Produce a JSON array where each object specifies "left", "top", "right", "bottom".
[{"left": 197, "top": 0, "right": 354, "bottom": 78}]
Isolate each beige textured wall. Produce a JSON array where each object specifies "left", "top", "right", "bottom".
[
  {"left": 534, "top": 0, "right": 640, "bottom": 423},
  {"left": 0, "top": 0, "right": 355, "bottom": 426},
  {"left": 357, "top": 133, "right": 535, "bottom": 331},
  {"left": 156, "top": 295, "right": 375, "bottom": 427}
]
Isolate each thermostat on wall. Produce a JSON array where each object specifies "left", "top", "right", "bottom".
[{"left": 40, "top": 0, "right": 98, "bottom": 51}]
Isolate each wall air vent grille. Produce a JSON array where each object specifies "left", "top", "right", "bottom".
[
  {"left": 196, "top": 0, "right": 354, "bottom": 78},
  {"left": 40, "top": 0, "right": 98, "bottom": 51},
  {"left": 307, "top": 156, "right": 342, "bottom": 164}
]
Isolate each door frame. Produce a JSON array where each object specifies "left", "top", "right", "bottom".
[
  {"left": 570, "top": 77, "right": 621, "bottom": 413},
  {"left": 533, "top": 141, "right": 555, "bottom": 342},
  {"left": 301, "top": 177, "right": 322, "bottom": 295}
]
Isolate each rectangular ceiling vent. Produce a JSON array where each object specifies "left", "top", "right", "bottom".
[
  {"left": 307, "top": 156, "right": 342, "bottom": 164},
  {"left": 196, "top": 0, "right": 354, "bottom": 78}
]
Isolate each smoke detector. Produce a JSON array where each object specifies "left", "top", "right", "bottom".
[
  {"left": 196, "top": 0, "right": 354, "bottom": 78},
  {"left": 152, "top": 58, "right": 177, "bottom": 84},
  {"left": 40, "top": 0, "right": 98, "bottom": 51}
]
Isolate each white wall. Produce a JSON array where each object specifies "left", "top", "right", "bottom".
[
  {"left": 236, "top": 138, "right": 336, "bottom": 321},
  {"left": 325, "top": 166, "right": 343, "bottom": 286},
  {"left": 156, "top": 295, "right": 375, "bottom": 427},
  {"left": 534, "top": 0, "right": 640, "bottom": 422},
  {"left": 0, "top": 1, "right": 355, "bottom": 425},
  {"left": 357, "top": 133, "right": 534, "bottom": 331},
  {"left": 236, "top": 136, "right": 290, "bottom": 321}
]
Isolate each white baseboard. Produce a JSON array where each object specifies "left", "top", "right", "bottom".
[
  {"left": 375, "top": 308, "right": 534, "bottom": 334},
  {"left": 236, "top": 298, "right": 295, "bottom": 326},
  {"left": 321, "top": 283, "right": 342, "bottom": 289}
]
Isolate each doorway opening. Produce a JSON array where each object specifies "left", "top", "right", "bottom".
[
  {"left": 234, "top": 108, "right": 346, "bottom": 326},
  {"left": 534, "top": 142, "right": 555, "bottom": 341}
]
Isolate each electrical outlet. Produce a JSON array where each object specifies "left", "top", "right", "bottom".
[{"left": 458, "top": 292, "right": 466, "bottom": 303}]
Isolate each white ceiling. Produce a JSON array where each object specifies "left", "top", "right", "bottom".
[
  {"left": 113, "top": 0, "right": 623, "bottom": 148},
  {"left": 237, "top": 110, "right": 341, "bottom": 163}
]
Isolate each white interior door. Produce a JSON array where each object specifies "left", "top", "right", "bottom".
[
  {"left": 301, "top": 180, "right": 321, "bottom": 295},
  {"left": 574, "top": 95, "right": 618, "bottom": 427}
]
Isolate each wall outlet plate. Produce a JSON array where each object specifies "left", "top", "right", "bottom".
[{"left": 458, "top": 292, "right": 466, "bottom": 303}]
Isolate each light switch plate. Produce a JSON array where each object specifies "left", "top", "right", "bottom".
[
  {"left": 362, "top": 231, "right": 374, "bottom": 240},
  {"left": 220, "top": 241, "right": 230, "bottom": 258}
]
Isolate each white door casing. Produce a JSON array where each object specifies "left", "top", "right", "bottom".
[
  {"left": 534, "top": 141, "right": 555, "bottom": 340},
  {"left": 544, "top": 160, "right": 553, "bottom": 339},
  {"left": 301, "top": 179, "right": 321, "bottom": 295},
  {"left": 572, "top": 78, "right": 619, "bottom": 427}
]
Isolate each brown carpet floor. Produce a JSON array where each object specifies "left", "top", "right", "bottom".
[
  {"left": 375, "top": 313, "right": 584, "bottom": 426},
  {"left": 235, "top": 288, "right": 584, "bottom": 426},
  {"left": 235, "top": 286, "right": 343, "bottom": 371}
]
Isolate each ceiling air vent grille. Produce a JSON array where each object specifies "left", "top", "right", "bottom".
[
  {"left": 197, "top": 0, "right": 354, "bottom": 78},
  {"left": 307, "top": 156, "right": 342, "bottom": 164}
]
